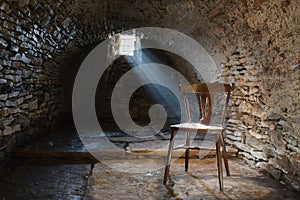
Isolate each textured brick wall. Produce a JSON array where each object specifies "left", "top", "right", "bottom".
[{"left": 0, "top": 0, "right": 299, "bottom": 190}]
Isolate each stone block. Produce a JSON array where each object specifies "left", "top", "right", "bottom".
[
  {"left": 227, "top": 134, "right": 242, "bottom": 141},
  {"left": 16, "top": 97, "right": 24, "bottom": 105},
  {"left": 252, "top": 104, "right": 265, "bottom": 118},
  {"left": 243, "top": 157, "right": 257, "bottom": 168},
  {"left": 234, "top": 141, "right": 251, "bottom": 153},
  {"left": 249, "top": 130, "right": 268, "bottom": 140},
  {"left": 268, "top": 113, "right": 281, "bottom": 120},
  {"left": 256, "top": 162, "right": 282, "bottom": 180},
  {"left": 240, "top": 151, "right": 255, "bottom": 160},
  {"left": 260, "top": 120, "right": 272, "bottom": 128},
  {"left": 8, "top": 91, "right": 20, "bottom": 98},
  {"left": 4, "top": 74, "right": 14, "bottom": 81},
  {"left": 28, "top": 99, "right": 38, "bottom": 110},
  {"left": 246, "top": 134, "right": 264, "bottom": 150},
  {"left": 287, "top": 144, "right": 300, "bottom": 153},
  {"left": 15, "top": 75, "right": 22, "bottom": 82},
  {"left": 239, "top": 101, "right": 252, "bottom": 114},
  {"left": 0, "top": 37, "right": 8, "bottom": 48},
  {"left": 233, "top": 130, "right": 243, "bottom": 137},
  {"left": 24, "top": 94, "right": 33, "bottom": 100},
  {"left": 278, "top": 120, "right": 288, "bottom": 127},
  {"left": 227, "top": 119, "right": 241, "bottom": 124},
  {"left": 269, "top": 130, "right": 286, "bottom": 153},
  {"left": 3, "top": 126, "right": 13, "bottom": 136},
  {"left": 12, "top": 124, "right": 21, "bottom": 133},
  {"left": 270, "top": 155, "right": 291, "bottom": 174},
  {"left": 290, "top": 152, "right": 300, "bottom": 175},
  {"left": 21, "top": 54, "right": 31, "bottom": 64},
  {"left": 246, "top": 82, "right": 260, "bottom": 87},
  {"left": 9, "top": 107, "right": 21, "bottom": 115},
  {"left": 251, "top": 148, "right": 267, "bottom": 161},
  {"left": 243, "top": 115, "right": 256, "bottom": 125},
  {"left": 238, "top": 124, "right": 248, "bottom": 130},
  {"left": 2, "top": 117, "right": 14, "bottom": 126},
  {"left": 262, "top": 144, "right": 275, "bottom": 157},
  {"left": 0, "top": 107, "right": 9, "bottom": 118},
  {"left": 0, "top": 94, "right": 8, "bottom": 101},
  {"left": 0, "top": 78, "right": 7, "bottom": 84},
  {"left": 283, "top": 134, "right": 298, "bottom": 146}
]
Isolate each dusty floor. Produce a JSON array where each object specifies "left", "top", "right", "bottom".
[
  {"left": 0, "top": 158, "right": 91, "bottom": 199},
  {"left": 87, "top": 158, "right": 299, "bottom": 200},
  {"left": 0, "top": 125, "right": 299, "bottom": 199}
]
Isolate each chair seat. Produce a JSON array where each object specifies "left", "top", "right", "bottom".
[
  {"left": 170, "top": 122, "right": 224, "bottom": 133},
  {"left": 174, "top": 143, "right": 216, "bottom": 150}
]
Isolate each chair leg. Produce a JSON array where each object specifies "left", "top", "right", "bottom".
[
  {"left": 216, "top": 138, "right": 223, "bottom": 191},
  {"left": 185, "top": 131, "right": 191, "bottom": 172},
  {"left": 220, "top": 133, "right": 230, "bottom": 176},
  {"left": 185, "top": 149, "right": 189, "bottom": 172},
  {"left": 164, "top": 130, "right": 176, "bottom": 185},
  {"left": 222, "top": 143, "right": 230, "bottom": 176}
]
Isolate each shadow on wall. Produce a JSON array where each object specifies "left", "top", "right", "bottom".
[{"left": 62, "top": 45, "right": 201, "bottom": 131}]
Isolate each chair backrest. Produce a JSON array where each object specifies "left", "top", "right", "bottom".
[{"left": 179, "top": 83, "right": 234, "bottom": 126}]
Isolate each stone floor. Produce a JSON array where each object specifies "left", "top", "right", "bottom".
[
  {"left": 0, "top": 125, "right": 299, "bottom": 199},
  {"left": 87, "top": 158, "right": 299, "bottom": 200},
  {"left": 0, "top": 158, "right": 92, "bottom": 199}
]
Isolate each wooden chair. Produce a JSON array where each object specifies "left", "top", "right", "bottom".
[{"left": 163, "top": 82, "right": 234, "bottom": 191}]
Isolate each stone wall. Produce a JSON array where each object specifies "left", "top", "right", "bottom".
[
  {"left": 0, "top": 0, "right": 76, "bottom": 160},
  {"left": 222, "top": 50, "right": 299, "bottom": 190},
  {"left": 0, "top": 0, "right": 299, "bottom": 190},
  {"left": 212, "top": 1, "right": 300, "bottom": 190},
  {"left": 223, "top": 57, "right": 299, "bottom": 189}
]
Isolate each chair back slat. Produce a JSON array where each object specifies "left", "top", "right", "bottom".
[
  {"left": 184, "top": 93, "right": 191, "bottom": 123},
  {"left": 199, "top": 93, "right": 212, "bottom": 125},
  {"left": 180, "top": 83, "right": 233, "bottom": 94}
]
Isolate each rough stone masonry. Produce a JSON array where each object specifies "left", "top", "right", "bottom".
[{"left": 0, "top": 0, "right": 299, "bottom": 190}]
